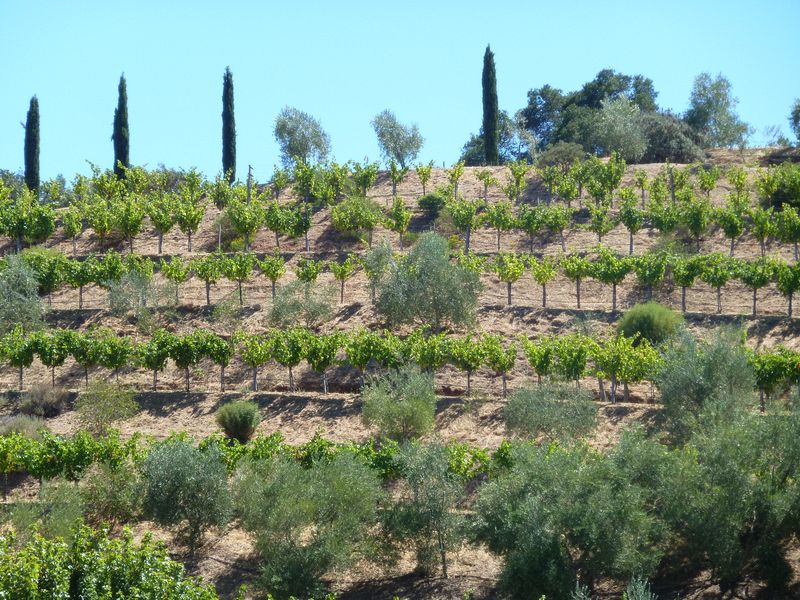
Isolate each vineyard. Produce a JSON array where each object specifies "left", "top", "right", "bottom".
[{"left": 3, "top": 151, "right": 800, "bottom": 599}]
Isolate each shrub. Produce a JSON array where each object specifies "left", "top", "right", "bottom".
[
  {"left": 18, "top": 384, "right": 70, "bottom": 418},
  {"left": 417, "top": 190, "right": 447, "bottom": 218},
  {"left": 107, "top": 270, "right": 157, "bottom": 321},
  {"left": 0, "top": 255, "right": 44, "bottom": 334},
  {"left": 142, "top": 440, "right": 232, "bottom": 551},
  {"left": 362, "top": 366, "right": 437, "bottom": 441},
  {"left": 617, "top": 301, "right": 683, "bottom": 347},
  {"left": 382, "top": 443, "right": 465, "bottom": 576},
  {"left": 0, "top": 526, "right": 221, "bottom": 599},
  {"left": 376, "top": 232, "right": 481, "bottom": 330},
  {"left": 81, "top": 461, "right": 143, "bottom": 525},
  {"left": 216, "top": 401, "right": 261, "bottom": 443},
  {"left": 269, "top": 280, "right": 335, "bottom": 329},
  {"left": 656, "top": 327, "right": 754, "bottom": 443},
  {"left": 75, "top": 381, "right": 138, "bottom": 435},
  {"left": 9, "top": 478, "right": 85, "bottom": 545},
  {"left": 0, "top": 414, "right": 48, "bottom": 439},
  {"left": 233, "top": 453, "right": 381, "bottom": 599},
  {"left": 505, "top": 383, "right": 597, "bottom": 441}
]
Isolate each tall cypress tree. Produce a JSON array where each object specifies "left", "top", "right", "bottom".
[
  {"left": 112, "top": 74, "right": 130, "bottom": 178},
  {"left": 24, "top": 96, "right": 40, "bottom": 192},
  {"left": 482, "top": 45, "right": 499, "bottom": 166},
  {"left": 222, "top": 67, "right": 236, "bottom": 184}
]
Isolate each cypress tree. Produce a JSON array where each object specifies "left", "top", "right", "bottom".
[
  {"left": 112, "top": 74, "right": 130, "bottom": 178},
  {"left": 222, "top": 67, "right": 236, "bottom": 184},
  {"left": 24, "top": 96, "right": 40, "bottom": 192},
  {"left": 482, "top": 45, "right": 499, "bottom": 166}
]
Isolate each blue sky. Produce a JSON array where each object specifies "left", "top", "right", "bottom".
[{"left": 1, "top": 0, "right": 798, "bottom": 182}]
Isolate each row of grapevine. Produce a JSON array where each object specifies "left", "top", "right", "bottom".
[
  {"left": 0, "top": 428, "right": 498, "bottom": 483},
  {"left": 6, "top": 325, "right": 793, "bottom": 404},
  {"left": 16, "top": 244, "right": 800, "bottom": 317}
]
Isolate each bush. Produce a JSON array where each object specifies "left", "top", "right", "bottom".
[
  {"left": 107, "top": 270, "right": 157, "bottom": 319},
  {"left": 505, "top": 383, "right": 597, "bottom": 441},
  {"left": 376, "top": 232, "right": 481, "bottom": 330},
  {"left": 75, "top": 381, "right": 138, "bottom": 435},
  {"left": 216, "top": 401, "right": 261, "bottom": 443},
  {"left": 417, "top": 190, "right": 447, "bottom": 218},
  {"left": 362, "top": 366, "right": 437, "bottom": 441},
  {"left": 537, "top": 141, "right": 586, "bottom": 169},
  {"left": 0, "top": 526, "right": 221, "bottom": 599},
  {"left": 19, "top": 384, "right": 70, "bottom": 418},
  {"left": 617, "top": 301, "right": 683, "bottom": 347},
  {"left": 382, "top": 443, "right": 465, "bottom": 576},
  {"left": 142, "top": 440, "right": 232, "bottom": 551},
  {"left": 656, "top": 327, "right": 754, "bottom": 443},
  {"left": 0, "top": 255, "right": 44, "bottom": 334},
  {"left": 472, "top": 443, "right": 666, "bottom": 599},
  {"left": 0, "top": 414, "right": 48, "bottom": 439},
  {"left": 640, "top": 111, "right": 705, "bottom": 163},
  {"left": 9, "top": 478, "right": 85, "bottom": 545},
  {"left": 269, "top": 280, "right": 335, "bottom": 329},
  {"left": 233, "top": 453, "right": 381, "bottom": 599},
  {"left": 81, "top": 461, "right": 143, "bottom": 525}
]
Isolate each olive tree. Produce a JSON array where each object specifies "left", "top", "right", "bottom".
[
  {"left": 372, "top": 109, "right": 424, "bottom": 168},
  {"left": 274, "top": 106, "right": 330, "bottom": 166}
]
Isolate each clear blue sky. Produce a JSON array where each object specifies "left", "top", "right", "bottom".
[{"left": 1, "top": 0, "right": 798, "bottom": 182}]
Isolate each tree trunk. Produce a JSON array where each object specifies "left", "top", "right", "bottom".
[
  {"left": 464, "top": 226, "right": 471, "bottom": 252},
  {"left": 275, "top": 231, "right": 280, "bottom": 248},
  {"left": 129, "top": 236, "right": 134, "bottom": 254},
  {"left": 496, "top": 230, "right": 501, "bottom": 251},
  {"left": 438, "top": 528, "right": 448, "bottom": 579},
  {"left": 238, "top": 281, "right": 243, "bottom": 306},
  {"left": 339, "top": 280, "right": 345, "bottom": 303},
  {"left": 729, "top": 238, "right": 735, "bottom": 257},
  {"left": 79, "top": 286, "right": 84, "bottom": 309},
  {"left": 629, "top": 231, "right": 634, "bottom": 255},
  {"left": 598, "top": 378, "right": 606, "bottom": 402},
  {"left": 251, "top": 367, "right": 258, "bottom": 392},
  {"left": 559, "top": 231, "right": 566, "bottom": 252},
  {"left": 399, "top": 232, "right": 404, "bottom": 251},
  {"left": 501, "top": 373, "right": 507, "bottom": 398},
  {"left": 789, "top": 293, "right": 793, "bottom": 317},
  {"left": 322, "top": 371, "right": 328, "bottom": 395},
  {"left": 391, "top": 181, "right": 397, "bottom": 198},
  {"left": 752, "top": 288, "right": 757, "bottom": 316},
  {"left": 18, "top": 366, "right": 23, "bottom": 391},
  {"left": 220, "top": 366, "right": 225, "bottom": 392},
  {"left": 717, "top": 287, "right": 722, "bottom": 314},
  {"left": 368, "top": 229, "right": 373, "bottom": 248},
  {"left": 640, "top": 187, "right": 645, "bottom": 209},
  {"left": 185, "top": 368, "right": 190, "bottom": 393},
  {"left": 542, "top": 284, "right": 547, "bottom": 308},
  {"left": 243, "top": 233, "right": 249, "bottom": 252},
  {"left": 217, "top": 223, "right": 222, "bottom": 251},
  {"left": 760, "top": 240, "right": 766, "bottom": 257},
  {"left": 16, "top": 235, "right": 22, "bottom": 253},
  {"left": 158, "top": 231, "right": 164, "bottom": 254},
  {"left": 612, "top": 283, "right": 617, "bottom": 312},
  {"left": 205, "top": 281, "right": 211, "bottom": 306},
  {"left": 288, "top": 365, "right": 294, "bottom": 392},
  {"left": 84, "top": 367, "right": 89, "bottom": 388},
  {"left": 187, "top": 231, "right": 192, "bottom": 253},
  {"left": 794, "top": 241, "right": 798, "bottom": 262},
  {"left": 623, "top": 381, "right": 630, "bottom": 402},
  {"left": 507, "top": 281, "right": 512, "bottom": 306},
  {"left": 153, "top": 370, "right": 158, "bottom": 392},
  {"left": 175, "top": 284, "right": 180, "bottom": 305},
  {"left": 305, "top": 229, "right": 310, "bottom": 252},
  {"left": 466, "top": 371, "right": 472, "bottom": 395},
  {"left": 760, "top": 389, "right": 765, "bottom": 413},
  {"left": 610, "top": 374, "right": 617, "bottom": 403},
  {"left": 576, "top": 279, "right": 581, "bottom": 309},
  {"left": 51, "top": 366, "right": 56, "bottom": 387},
  {"left": 72, "top": 236, "right": 77, "bottom": 255},
  {"left": 681, "top": 286, "right": 687, "bottom": 313}
]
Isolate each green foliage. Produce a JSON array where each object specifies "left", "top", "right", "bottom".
[
  {"left": 329, "top": 254, "right": 358, "bottom": 302},
  {"left": 75, "top": 380, "right": 138, "bottom": 435},
  {"left": 142, "top": 440, "right": 232, "bottom": 551},
  {"left": 617, "top": 302, "right": 683, "bottom": 347},
  {"left": 362, "top": 366, "right": 437, "bottom": 441},
  {"left": 9, "top": 478, "right": 85, "bottom": 545},
  {"left": 331, "top": 195, "right": 381, "bottom": 245},
  {"left": 351, "top": 159, "right": 379, "bottom": 195},
  {"left": 384, "top": 442, "right": 466, "bottom": 576},
  {"left": 269, "top": 280, "right": 335, "bottom": 329},
  {"left": 0, "top": 526, "right": 221, "bottom": 598},
  {"left": 375, "top": 232, "right": 480, "bottom": 329},
  {"left": 385, "top": 196, "right": 412, "bottom": 247},
  {"left": 0, "top": 255, "right": 44, "bottom": 333},
  {"left": 372, "top": 110, "right": 424, "bottom": 168},
  {"left": 81, "top": 460, "right": 143, "bottom": 525},
  {"left": 505, "top": 383, "right": 597, "bottom": 441},
  {"left": 685, "top": 72, "right": 751, "bottom": 148},
  {"left": 24, "top": 96, "right": 40, "bottom": 192},
  {"left": 216, "top": 401, "right": 261, "bottom": 443},
  {"left": 233, "top": 453, "right": 381, "bottom": 599},
  {"left": 222, "top": 67, "right": 236, "bottom": 182},
  {"left": 274, "top": 107, "right": 330, "bottom": 166},
  {"left": 294, "top": 256, "right": 326, "bottom": 283},
  {"left": 0, "top": 415, "right": 48, "bottom": 439},
  {"left": 112, "top": 75, "right": 130, "bottom": 177},
  {"left": 417, "top": 190, "right": 447, "bottom": 218}
]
